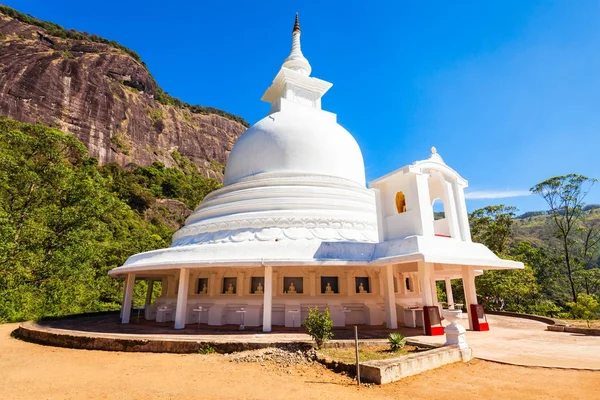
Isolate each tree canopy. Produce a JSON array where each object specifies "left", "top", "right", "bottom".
[{"left": 0, "top": 117, "right": 217, "bottom": 322}]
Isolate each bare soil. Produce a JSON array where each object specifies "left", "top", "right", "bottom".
[{"left": 1, "top": 323, "right": 598, "bottom": 400}]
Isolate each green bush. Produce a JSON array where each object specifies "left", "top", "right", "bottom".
[
  {"left": 302, "top": 306, "right": 334, "bottom": 349},
  {"left": 567, "top": 294, "right": 600, "bottom": 328},
  {"left": 198, "top": 344, "right": 216, "bottom": 354},
  {"left": 387, "top": 332, "right": 406, "bottom": 352}
]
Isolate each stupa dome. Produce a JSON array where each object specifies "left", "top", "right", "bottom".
[{"left": 224, "top": 109, "right": 366, "bottom": 186}]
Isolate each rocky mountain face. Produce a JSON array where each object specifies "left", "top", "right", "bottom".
[{"left": 0, "top": 12, "right": 247, "bottom": 180}]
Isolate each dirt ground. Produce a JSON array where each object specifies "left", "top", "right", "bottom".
[{"left": 1, "top": 323, "right": 598, "bottom": 400}]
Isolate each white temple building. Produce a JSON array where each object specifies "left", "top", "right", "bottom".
[{"left": 109, "top": 15, "right": 523, "bottom": 333}]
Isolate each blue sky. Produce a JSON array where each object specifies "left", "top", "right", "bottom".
[{"left": 5, "top": 0, "right": 600, "bottom": 213}]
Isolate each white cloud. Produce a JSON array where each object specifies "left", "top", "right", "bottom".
[{"left": 464, "top": 190, "right": 531, "bottom": 200}]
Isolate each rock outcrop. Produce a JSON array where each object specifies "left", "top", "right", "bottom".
[{"left": 0, "top": 12, "right": 247, "bottom": 180}]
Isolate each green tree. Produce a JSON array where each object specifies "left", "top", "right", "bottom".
[
  {"left": 470, "top": 205, "right": 543, "bottom": 312},
  {"left": 470, "top": 205, "right": 517, "bottom": 255},
  {"left": 0, "top": 117, "right": 171, "bottom": 322},
  {"left": 476, "top": 265, "right": 540, "bottom": 312},
  {"left": 531, "top": 174, "right": 599, "bottom": 302},
  {"left": 302, "top": 306, "right": 334, "bottom": 349},
  {"left": 567, "top": 293, "right": 600, "bottom": 327}
]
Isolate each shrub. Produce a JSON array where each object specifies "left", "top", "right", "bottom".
[
  {"left": 567, "top": 294, "right": 600, "bottom": 328},
  {"left": 387, "top": 332, "right": 407, "bottom": 352},
  {"left": 302, "top": 306, "right": 334, "bottom": 349},
  {"left": 198, "top": 344, "right": 216, "bottom": 354}
]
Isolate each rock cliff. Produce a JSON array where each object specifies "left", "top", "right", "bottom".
[{"left": 0, "top": 9, "right": 247, "bottom": 180}]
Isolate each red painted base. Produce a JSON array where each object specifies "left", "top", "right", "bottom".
[
  {"left": 429, "top": 326, "right": 445, "bottom": 336},
  {"left": 476, "top": 322, "right": 489, "bottom": 331}
]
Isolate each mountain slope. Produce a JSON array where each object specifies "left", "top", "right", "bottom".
[{"left": 0, "top": 6, "right": 247, "bottom": 180}]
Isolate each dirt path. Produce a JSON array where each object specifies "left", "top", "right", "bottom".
[{"left": 1, "top": 323, "right": 598, "bottom": 400}]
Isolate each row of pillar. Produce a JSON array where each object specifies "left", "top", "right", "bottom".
[{"left": 119, "top": 263, "right": 478, "bottom": 332}]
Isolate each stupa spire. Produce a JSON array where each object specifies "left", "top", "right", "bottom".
[
  {"left": 293, "top": 13, "right": 300, "bottom": 33},
  {"left": 283, "top": 13, "right": 312, "bottom": 76}
]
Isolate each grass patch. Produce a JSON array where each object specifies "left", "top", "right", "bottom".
[
  {"left": 560, "top": 319, "right": 600, "bottom": 329},
  {"left": 319, "top": 345, "right": 425, "bottom": 363}
]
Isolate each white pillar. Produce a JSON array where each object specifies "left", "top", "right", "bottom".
[
  {"left": 174, "top": 268, "right": 190, "bottom": 329},
  {"left": 373, "top": 188, "right": 385, "bottom": 241},
  {"left": 120, "top": 282, "right": 127, "bottom": 319},
  {"left": 145, "top": 280, "right": 154, "bottom": 307},
  {"left": 237, "top": 272, "right": 245, "bottom": 297},
  {"left": 167, "top": 275, "right": 176, "bottom": 296},
  {"left": 160, "top": 277, "right": 167, "bottom": 296},
  {"left": 346, "top": 271, "right": 354, "bottom": 296},
  {"left": 454, "top": 184, "right": 472, "bottom": 242},
  {"left": 430, "top": 277, "right": 439, "bottom": 306},
  {"left": 121, "top": 273, "right": 135, "bottom": 324},
  {"left": 272, "top": 272, "right": 279, "bottom": 297},
  {"left": 415, "top": 173, "right": 435, "bottom": 236},
  {"left": 462, "top": 266, "right": 477, "bottom": 330},
  {"left": 209, "top": 272, "right": 217, "bottom": 296},
  {"left": 442, "top": 181, "right": 461, "bottom": 240},
  {"left": 383, "top": 265, "right": 398, "bottom": 329},
  {"left": 445, "top": 278, "right": 454, "bottom": 308},
  {"left": 263, "top": 265, "right": 273, "bottom": 332},
  {"left": 418, "top": 262, "right": 434, "bottom": 306}
]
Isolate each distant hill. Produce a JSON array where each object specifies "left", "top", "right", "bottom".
[
  {"left": 516, "top": 204, "right": 600, "bottom": 219},
  {"left": 512, "top": 208, "right": 600, "bottom": 247}
]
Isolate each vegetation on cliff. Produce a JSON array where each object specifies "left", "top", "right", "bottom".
[
  {"left": 0, "top": 5, "right": 249, "bottom": 127},
  {"left": 0, "top": 117, "right": 219, "bottom": 322}
]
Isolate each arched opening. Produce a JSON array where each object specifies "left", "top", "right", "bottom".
[
  {"left": 432, "top": 198, "right": 445, "bottom": 220},
  {"left": 432, "top": 198, "right": 450, "bottom": 237},
  {"left": 395, "top": 191, "right": 407, "bottom": 213}
]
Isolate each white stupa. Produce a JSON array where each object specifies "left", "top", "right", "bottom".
[{"left": 109, "top": 15, "right": 522, "bottom": 333}]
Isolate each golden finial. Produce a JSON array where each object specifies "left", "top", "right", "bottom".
[
  {"left": 293, "top": 13, "right": 300, "bottom": 33},
  {"left": 431, "top": 146, "right": 437, "bottom": 155}
]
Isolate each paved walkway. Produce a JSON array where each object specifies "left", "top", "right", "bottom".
[
  {"left": 26, "top": 314, "right": 600, "bottom": 369},
  {"left": 412, "top": 315, "right": 600, "bottom": 370}
]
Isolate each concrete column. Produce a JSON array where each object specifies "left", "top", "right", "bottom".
[
  {"left": 445, "top": 278, "right": 454, "bottom": 308},
  {"left": 346, "top": 271, "right": 354, "bottom": 296},
  {"left": 442, "top": 181, "right": 461, "bottom": 239},
  {"left": 272, "top": 272, "right": 279, "bottom": 296},
  {"left": 454, "top": 184, "right": 472, "bottom": 242},
  {"left": 167, "top": 275, "right": 176, "bottom": 296},
  {"left": 263, "top": 265, "right": 273, "bottom": 332},
  {"left": 373, "top": 188, "right": 386, "bottom": 241},
  {"left": 120, "top": 280, "right": 127, "bottom": 319},
  {"left": 121, "top": 273, "right": 135, "bottom": 324},
  {"left": 430, "top": 277, "right": 439, "bottom": 306},
  {"left": 309, "top": 271, "right": 316, "bottom": 296},
  {"left": 397, "top": 272, "right": 404, "bottom": 295},
  {"left": 209, "top": 272, "right": 217, "bottom": 296},
  {"left": 462, "top": 266, "right": 478, "bottom": 330},
  {"left": 383, "top": 265, "right": 398, "bottom": 329},
  {"left": 174, "top": 268, "right": 190, "bottom": 329},
  {"left": 160, "top": 277, "right": 167, "bottom": 296},
  {"left": 237, "top": 272, "right": 244, "bottom": 296},
  {"left": 145, "top": 279, "right": 154, "bottom": 308},
  {"left": 418, "top": 262, "right": 434, "bottom": 306},
  {"left": 415, "top": 173, "right": 435, "bottom": 236}
]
